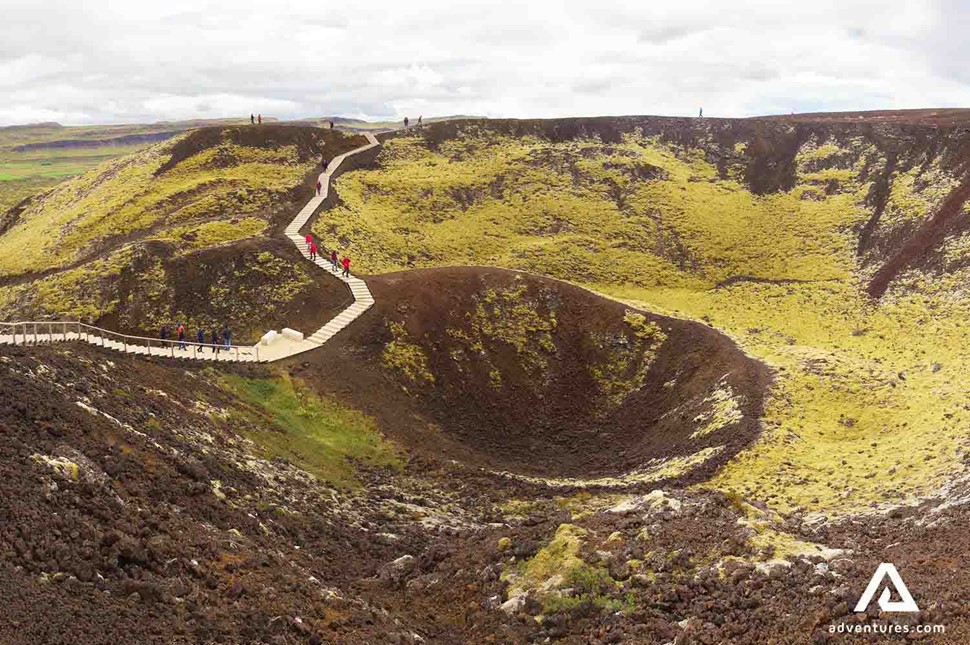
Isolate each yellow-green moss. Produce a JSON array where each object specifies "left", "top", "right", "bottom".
[
  {"left": 506, "top": 523, "right": 587, "bottom": 596},
  {"left": 587, "top": 311, "right": 667, "bottom": 412},
  {"left": 0, "top": 136, "right": 313, "bottom": 276},
  {"left": 381, "top": 321, "right": 435, "bottom": 387},
  {"left": 470, "top": 284, "right": 557, "bottom": 373},
  {"left": 505, "top": 523, "right": 626, "bottom": 614},
  {"left": 690, "top": 381, "right": 744, "bottom": 439},
  {"left": 320, "top": 127, "right": 970, "bottom": 517},
  {"left": 150, "top": 217, "right": 266, "bottom": 252},
  {"left": 0, "top": 249, "right": 129, "bottom": 321},
  {"left": 31, "top": 454, "right": 80, "bottom": 481},
  {"left": 320, "top": 130, "right": 868, "bottom": 288}
]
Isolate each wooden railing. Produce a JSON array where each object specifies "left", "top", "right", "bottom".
[{"left": 0, "top": 320, "right": 260, "bottom": 361}]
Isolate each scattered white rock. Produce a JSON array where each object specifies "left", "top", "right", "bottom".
[{"left": 499, "top": 593, "right": 527, "bottom": 615}]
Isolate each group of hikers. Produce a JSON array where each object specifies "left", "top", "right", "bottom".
[
  {"left": 160, "top": 323, "right": 232, "bottom": 352},
  {"left": 304, "top": 234, "right": 351, "bottom": 277},
  {"left": 250, "top": 113, "right": 262, "bottom": 124},
  {"left": 403, "top": 115, "right": 422, "bottom": 129}
]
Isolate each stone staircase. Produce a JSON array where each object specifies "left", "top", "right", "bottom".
[{"left": 0, "top": 131, "right": 383, "bottom": 363}]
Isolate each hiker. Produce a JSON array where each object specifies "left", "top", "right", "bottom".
[
  {"left": 305, "top": 233, "right": 313, "bottom": 251},
  {"left": 315, "top": 180, "right": 322, "bottom": 195},
  {"left": 160, "top": 325, "right": 168, "bottom": 341},
  {"left": 250, "top": 113, "right": 255, "bottom": 124},
  {"left": 330, "top": 249, "right": 338, "bottom": 272},
  {"left": 699, "top": 107, "right": 703, "bottom": 118},
  {"left": 341, "top": 255, "right": 351, "bottom": 277},
  {"left": 322, "top": 158, "right": 328, "bottom": 171},
  {"left": 418, "top": 115, "right": 422, "bottom": 127},
  {"left": 197, "top": 328, "right": 205, "bottom": 351},
  {"left": 404, "top": 116, "right": 409, "bottom": 128},
  {"left": 329, "top": 120, "right": 334, "bottom": 129},
  {"left": 258, "top": 114, "right": 262, "bottom": 124},
  {"left": 176, "top": 322, "right": 186, "bottom": 350},
  {"left": 222, "top": 325, "right": 231, "bottom": 349},
  {"left": 211, "top": 329, "right": 220, "bottom": 354},
  {"left": 309, "top": 241, "right": 317, "bottom": 261}
]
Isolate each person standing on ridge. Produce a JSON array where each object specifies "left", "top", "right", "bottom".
[
  {"left": 699, "top": 107, "right": 703, "bottom": 118},
  {"left": 418, "top": 115, "right": 422, "bottom": 127},
  {"left": 315, "top": 180, "right": 322, "bottom": 195},
  {"left": 329, "top": 120, "right": 334, "bottom": 129},
  {"left": 222, "top": 325, "right": 231, "bottom": 349},
  {"left": 305, "top": 233, "right": 313, "bottom": 251},
  {"left": 176, "top": 322, "right": 186, "bottom": 350},
  {"left": 258, "top": 114, "right": 262, "bottom": 124},
  {"left": 404, "top": 116, "right": 409, "bottom": 129},
  {"left": 309, "top": 241, "right": 318, "bottom": 262},
  {"left": 330, "top": 249, "right": 338, "bottom": 272},
  {"left": 341, "top": 255, "right": 351, "bottom": 278},
  {"left": 197, "top": 328, "right": 205, "bottom": 351},
  {"left": 250, "top": 114, "right": 255, "bottom": 124}
]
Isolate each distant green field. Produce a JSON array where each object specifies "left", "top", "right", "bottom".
[
  {"left": 0, "top": 120, "right": 245, "bottom": 213},
  {"left": 0, "top": 152, "right": 142, "bottom": 211}
]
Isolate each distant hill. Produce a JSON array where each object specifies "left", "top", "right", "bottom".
[
  {"left": 292, "top": 114, "right": 481, "bottom": 132},
  {"left": 756, "top": 107, "right": 970, "bottom": 126}
]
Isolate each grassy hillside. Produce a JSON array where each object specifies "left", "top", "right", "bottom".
[
  {"left": 0, "top": 124, "right": 366, "bottom": 341},
  {"left": 317, "top": 117, "right": 970, "bottom": 514},
  {"left": 0, "top": 120, "right": 249, "bottom": 213}
]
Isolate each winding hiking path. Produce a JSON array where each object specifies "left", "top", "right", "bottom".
[{"left": 0, "top": 132, "right": 382, "bottom": 363}]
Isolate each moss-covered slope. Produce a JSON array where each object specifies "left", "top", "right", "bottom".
[
  {"left": 0, "top": 125, "right": 366, "bottom": 339},
  {"left": 317, "top": 117, "right": 970, "bottom": 514}
]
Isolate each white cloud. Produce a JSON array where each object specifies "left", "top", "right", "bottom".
[{"left": 0, "top": 0, "right": 968, "bottom": 125}]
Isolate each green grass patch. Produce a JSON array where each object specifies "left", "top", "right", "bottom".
[{"left": 220, "top": 373, "right": 401, "bottom": 487}]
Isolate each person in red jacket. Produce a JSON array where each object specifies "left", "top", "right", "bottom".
[
  {"left": 309, "top": 241, "right": 317, "bottom": 261},
  {"left": 315, "top": 180, "right": 322, "bottom": 195},
  {"left": 176, "top": 323, "right": 186, "bottom": 350},
  {"left": 330, "top": 249, "right": 338, "bottom": 272},
  {"left": 305, "top": 234, "right": 312, "bottom": 251},
  {"left": 341, "top": 255, "right": 351, "bottom": 277},
  {"left": 258, "top": 114, "right": 262, "bottom": 124}
]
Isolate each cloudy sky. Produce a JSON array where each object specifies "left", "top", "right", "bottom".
[{"left": 2, "top": 0, "right": 969, "bottom": 125}]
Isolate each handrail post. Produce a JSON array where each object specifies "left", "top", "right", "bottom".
[
  {"left": 171, "top": 343, "right": 174, "bottom": 358},
  {"left": 33, "top": 323, "right": 37, "bottom": 345},
  {"left": 193, "top": 343, "right": 197, "bottom": 359}
]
